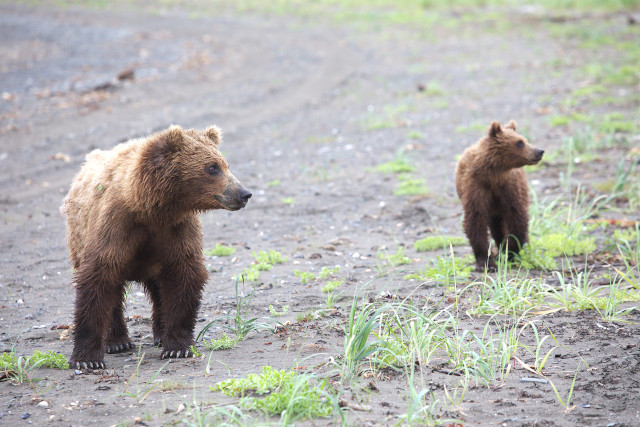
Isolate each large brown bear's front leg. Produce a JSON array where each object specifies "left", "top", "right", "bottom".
[
  {"left": 158, "top": 260, "right": 207, "bottom": 359},
  {"left": 71, "top": 268, "right": 123, "bottom": 369}
]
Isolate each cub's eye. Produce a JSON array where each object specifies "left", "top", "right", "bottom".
[
  {"left": 516, "top": 140, "right": 524, "bottom": 149},
  {"left": 206, "top": 164, "right": 220, "bottom": 175}
]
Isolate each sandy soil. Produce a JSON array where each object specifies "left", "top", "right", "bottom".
[{"left": 1, "top": 2, "right": 639, "bottom": 426}]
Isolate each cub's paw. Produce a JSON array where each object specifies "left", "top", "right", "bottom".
[
  {"left": 105, "top": 341, "right": 133, "bottom": 354},
  {"left": 160, "top": 348, "right": 194, "bottom": 359},
  {"left": 71, "top": 360, "right": 106, "bottom": 370}
]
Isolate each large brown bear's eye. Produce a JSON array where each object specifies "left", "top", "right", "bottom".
[
  {"left": 206, "top": 163, "right": 220, "bottom": 175},
  {"left": 516, "top": 140, "right": 524, "bottom": 149}
]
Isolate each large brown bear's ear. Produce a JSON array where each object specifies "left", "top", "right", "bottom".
[
  {"left": 164, "top": 125, "right": 184, "bottom": 151},
  {"left": 489, "top": 121, "right": 502, "bottom": 139},
  {"left": 204, "top": 126, "right": 222, "bottom": 146},
  {"left": 148, "top": 125, "right": 184, "bottom": 167},
  {"left": 505, "top": 120, "right": 517, "bottom": 131}
]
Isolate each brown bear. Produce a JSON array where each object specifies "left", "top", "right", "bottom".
[
  {"left": 61, "top": 125, "right": 251, "bottom": 369},
  {"left": 455, "top": 120, "right": 544, "bottom": 271}
]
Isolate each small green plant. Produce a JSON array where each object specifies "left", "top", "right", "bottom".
[
  {"left": 404, "top": 254, "right": 473, "bottom": 283},
  {"left": 414, "top": 236, "right": 466, "bottom": 252},
  {"left": 376, "top": 150, "right": 415, "bottom": 174},
  {"left": 318, "top": 265, "right": 340, "bottom": 279},
  {"left": 204, "top": 243, "right": 236, "bottom": 257},
  {"left": 253, "top": 249, "right": 288, "bottom": 266},
  {"left": 268, "top": 304, "right": 289, "bottom": 316},
  {"left": 378, "top": 246, "right": 411, "bottom": 269},
  {"left": 294, "top": 270, "right": 316, "bottom": 284},
  {"left": 211, "top": 366, "right": 333, "bottom": 422},
  {"left": 189, "top": 345, "right": 202, "bottom": 358},
  {"left": 203, "top": 333, "right": 238, "bottom": 351},
  {"left": 394, "top": 174, "right": 429, "bottom": 196},
  {"left": 281, "top": 197, "right": 295, "bottom": 205},
  {"left": 266, "top": 179, "right": 281, "bottom": 187},
  {"left": 321, "top": 278, "right": 344, "bottom": 293},
  {"left": 198, "top": 279, "right": 269, "bottom": 343},
  {"left": 0, "top": 349, "right": 69, "bottom": 384}
]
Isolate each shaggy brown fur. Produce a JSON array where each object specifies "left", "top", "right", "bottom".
[
  {"left": 455, "top": 120, "right": 544, "bottom": 271},
  {"left": 61, "top": 125, "right": 251, "bottom": 369}
]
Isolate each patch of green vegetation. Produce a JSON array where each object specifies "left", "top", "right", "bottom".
[
  {"left": 268, "top": 304, "right": 289, "bottom": 316},
  {"left": 204, "top": 243, "right": 236, "bottom": 257},
  {"left": 598, "top": 112, "right": 637, "bottom": 133},
  {"left": 203, "top": 333, "right": 238, "bottom": 351},
  {"left": 281, "top": 197, "right": 295, "bottom": 205},
  {"left": 235, "top": 265, "right": 260, "bottom": 282},
  {"left": 252, "top": 250, "right": 288, "bottom": 272},
  {"left": 414, "top": 235, "right": 466, "bottom": 252},
  {"left": 394, "top": 174, "right": 429, "bottom": 196},
  {"left": 404, "top": 254, "right": 473, "bottom": 282},
  {"left": 318, "top": 265, "right": 340, "bottom": 279},
  {"left": 379, "top": 246, "right": 412, "bottom": 266},
  {"left": 1, "top": 350, "right": 69, "bottom": 383},
  {"left": 406, "top": 130, "right": 424, "bottom": 140},
  {"left": 322, "top": 278, "right": 344, "bottom": 293},
  {"left": 376, "top": 150, "right": 415, "bottom": 174},
  {"left": 211, "top": 366, "right": 333, "bottom": 421},
  {"left": 266, "top": 179, "right": 281, "bottom": 187},
  {"left": 294, "top": 270, "right": 316, "bottom": 284},
  {"left": 518, "top": 233, "right": 596, "bottom": 271}
]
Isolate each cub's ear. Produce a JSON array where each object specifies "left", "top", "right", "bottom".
[
  {"left": 505, "top": 120, "right": 517, "bottom": 131},
  {"left": 204, "top": 125, "right": 222, "bottom": 146},
  {"left": 489, "top": 121, "right": 502, "bottom": 139}
]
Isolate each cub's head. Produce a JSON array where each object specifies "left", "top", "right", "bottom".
[
  {"left": 486, "top": 120, "right": 544, "bottom": 169},
  {"left": 144, "top": 125, "right": 251, "bottom": 212}
]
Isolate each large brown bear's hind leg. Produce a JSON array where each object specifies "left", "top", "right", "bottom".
[
  {"left": 144, "top": 279, "right": 165, "bottom": 346},
  {"left": 71, "top": 268, "right": 122, "bottom": 369},
  {"left": 158, "top": 261, "right": 206, "bottom": 359},
  {"left": 105, "top": 282, "right": 134, "bottom": 354}
]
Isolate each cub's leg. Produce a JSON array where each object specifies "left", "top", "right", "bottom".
[
  {"left": 463, "top": 204, "right": 496, "bottom": 272},
  {"left": 105, "top": 282, "right": 133, "bottom": 354}
]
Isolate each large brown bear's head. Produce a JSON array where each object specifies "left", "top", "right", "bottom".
[
  {"left": 145, "top": 125, "right": 251, "bottom": 212},
  {"left": 487, "top": 120, "right": 544, "bottom": 169}
]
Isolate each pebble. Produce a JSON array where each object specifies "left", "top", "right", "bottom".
[
  {"left": 37, "top": 401, "right": 48, "bottom": 408},
  {"left": 74, "top": 369, "right": 82, "bottom": 375}
]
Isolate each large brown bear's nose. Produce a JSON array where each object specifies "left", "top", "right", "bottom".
[
  {"left": 536, "top": 149, "right": 544, "bottom": 159},
  {"left": 239, "top": 189, "right": 252, "bottom": 203}
]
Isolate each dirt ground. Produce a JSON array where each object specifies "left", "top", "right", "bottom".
[{"left": 1, "top": 2, "right": 639, "bottom": 426}]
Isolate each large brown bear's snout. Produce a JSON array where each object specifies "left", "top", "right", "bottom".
[{"left": 216, "top": 184, "right": 252, "bottom": 211}]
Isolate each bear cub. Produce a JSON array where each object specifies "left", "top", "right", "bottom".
[
  {"left": 455, "top": 120, "right": 544, "bottom": 271},
  {"left": 61, "top": 125, "right": 251, "bottom": 369}
]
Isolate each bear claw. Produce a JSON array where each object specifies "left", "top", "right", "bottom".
[
  {"left": 106, "top": 342, "right": 133, "bottom": 354},
  {"left": 73, "top": 360, "right": 106, "bottom": 370},
  {"left": 160, "top": 349, "right": 193, "bottom": 359}
]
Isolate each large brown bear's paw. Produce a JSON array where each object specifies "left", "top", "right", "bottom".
[
  {"left": 69, "top": 356, "right": 107, "bottom": 369},
  {"left": 105, "top": 341, "right": 134, "bottom": 354},
  {"left": 160, "top": 346, "right": 194, "bottom": 359}
]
